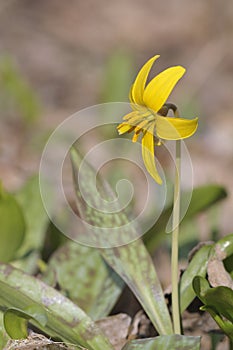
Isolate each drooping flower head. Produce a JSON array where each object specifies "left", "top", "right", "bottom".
[{"left": 117, "top": 55, "right": 198, "bottom": 184}]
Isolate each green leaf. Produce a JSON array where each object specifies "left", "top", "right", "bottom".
[
  {"left": 71, "top": 147, "right": 173, "bottom": 335},
  {"left": 15, "top": 175, "right": 49, "bottom": 254},
  {"left": 13, "top": 175, "right": 50, "bottom": 273},
  {"left": 4, "top": 305, "right": 47, "bottom": 339},
  {"left": 193, "top": 276, "right": 233, "bottom": 341},
  {"left": 100, "top": 241, "right": 173, "bottom": 335},
  {"left": 0, "top": 311, "right": 9, "bottom": 349},
  {"left": 192, "top": 276, "right": 211, "bottom": 303},
  {"left": 211, "top": 234, "right": 233, "bottom": 280},
  {"left": 0, "top": 263, "right": 114, "bottom": 350},
  {"left": 200, "top": 305, "right": 233, "bottom": 340},
  {"left": 199, "top": 284, "right": 233, "bottom": 323},
  {"left": 0, "top": 186, "right": 25, "bottom": 262},
  {"left": 180, "top": 244, "right": 213, "bottom": 313},
  {"left": 181, "top": 184, "right": 227, "bottom": 218},
  {"left": 180, "top": 233, "right": 233, "bottom": 312},
  {"left": 100, "top": 51, "right": 133, "bottom": 103},
  {"left": 144, "top": 184, "right": 227, "bottom": 253},
  {"left": 215, "top": 233, "right": 233, "bottom": 258},
  {"left": 43, "top": 240, "right": 124, "bottom": 320},
  {"left": 122, "top": 335, "right": 201, "bottom": 350},
  {"left": 0, "top": 55, "right": 40, "bottom": 123}
]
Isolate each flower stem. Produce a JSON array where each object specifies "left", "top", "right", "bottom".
[{"left": 171, "top": 138, "right": 181, "bottom": 334}]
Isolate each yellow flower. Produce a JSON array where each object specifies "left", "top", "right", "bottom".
[{"left": 117, "top": 55, "right": 198, "bottom": 184}]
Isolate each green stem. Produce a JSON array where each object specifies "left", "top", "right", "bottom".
[{"left": 171, "top": 139, "right": 181, "bottom": 334}]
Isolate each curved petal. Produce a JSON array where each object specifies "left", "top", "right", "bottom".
[
  {"left": 156, "top": 116, "right": 198, "bottom": 140},
  {"left": 129, "top": 85, "right": 135, "bottom": 105},
  {"left": 141, "top": 125, "right": 162, "bottom": 184},
  {"left": 131, "top": 55, "right": 160, "bottom": 105},
  {"left": 143, "top": 66, "right": 186, "bottom": 112}
]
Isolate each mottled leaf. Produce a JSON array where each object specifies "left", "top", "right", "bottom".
[
  {"left": 43, "top": 240, "right": 124, "bottom": 320},
  {"left": 122, "top": 335, "right": 201, "bottom": 350},
  {"left": 71, "top": 147, "right": 173, "bottom": 335},
  {"left": 100, "top": 242, "right": 173, "bottom": 335},
  {"left": 0, "top": 263, "right": 114, "bottom": 350},
  {"left": 0, "top": 186, "right": 25, "bottom": 262}
]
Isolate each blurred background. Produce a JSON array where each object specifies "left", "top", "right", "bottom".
[{"left": 0, "top": 0, "right": 233, "bottom": 243}]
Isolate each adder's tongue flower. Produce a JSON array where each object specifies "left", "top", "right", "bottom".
[{"left": 117, "top": 55, "right": 198, "bottom": 184}]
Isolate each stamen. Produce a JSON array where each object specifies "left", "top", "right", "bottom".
[
  {"left": 127, "top": 126, "right": 136, "bottom": 134},
  {"left": 132, "top": 132, "right": 140, "bottom": 143},
  {"left": 134, "top": 119, "right": 149, "bottom": 133},
  {"left": 155, "top": 138, "right": 163, "bottom": 146},
  {"left": 125, "top": 114, "right": 143, "bottom": 126},
  {"left": 117, "top": 123, "right": 134, "bottom": 134},
  {"left": 123, "top": 112, "right": 136, "bottom": 120}
]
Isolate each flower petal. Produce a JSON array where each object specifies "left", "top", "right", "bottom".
[
  {"left": 131, "top": 55, "right": 160, "bottom": 105},
  {"left": 143, "top": 66, "right": 186, "bottom": 112},
  {"left": 141, "top": 125, "right": 162, "bottom": 184},
  {"left": 156, "top": 116, "right": 198, "bottom": 140}
]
